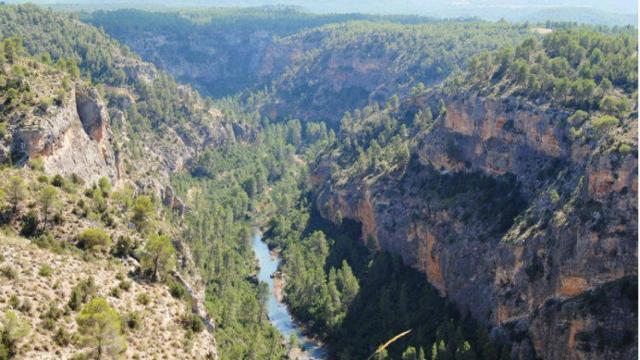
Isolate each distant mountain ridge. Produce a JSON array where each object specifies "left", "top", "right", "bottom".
[{"left": 4, "top": 0, "right": 638, "bottom": 25}]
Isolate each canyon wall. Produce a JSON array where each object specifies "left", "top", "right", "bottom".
[{"left": 313, "top": 94, "right": 637, "bottom": 359}]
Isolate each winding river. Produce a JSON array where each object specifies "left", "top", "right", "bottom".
[{"left": 252, "top": 232, "right": 327, "bottom": 359}]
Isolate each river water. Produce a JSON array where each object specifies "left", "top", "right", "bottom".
[{"left": 252, "top": 232, "right": 327, "bottom": 359}]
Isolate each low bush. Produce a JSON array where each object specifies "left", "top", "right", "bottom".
[
  {"left": 136, "top": 293, "right": 150, "bottom": 306},
  {"left": 20, "top": 211, "right": 39, "bottom": 238},
  {"left": 182, "top": 313, "right": 204, "bottom": 333},
  {"left": 38, "top": 264, "right": 53, "bottom": 277},
  {"left": 118, "top": 279, "right": 132, "bottom": 292},
  {"left": 0, "top": 265, "right": 17, "bottom": 280},
  {"left": 112, "top": 236, "right": 135, "bottom": 258},
  {"left": 8, "top": 295, "right": 19, "bottom": 309},
  {"left": 53, "top": 327, "right": 72, "bottom": 346},
  {"left": 51, "top": 174, "right": 65, "bottom": 188},
  {"left": 68, "top": 277, "right": 97, "bottom": 311},
  {"left": 591, "top": 115, "right": 619, "bottom": 131},
  {"left": 109, "top": 287, "right": 121, "bottom": 298},
  {"left": 76, "top": 228, "right": 111, "bottom": 252},
  {"left": 125, "top": 311, "right": 141, "bottom": 331},
  {"left": 41, "top": 303, "right": 64, "bottom": 331},
  {"left": 168, "top": 279, "right": 187, "bottom": 299}
]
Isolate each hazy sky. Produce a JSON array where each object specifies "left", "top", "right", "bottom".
[{"left": 6, "top": 0, "right": 638, "bottom": 18}]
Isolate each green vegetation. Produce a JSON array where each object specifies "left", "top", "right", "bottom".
[
  {"left": 169, "top": 119, "right": 321, "bottom": 359},
  {"left": 38, "top": 185, "right": 59, "bottom": 230},
  {"left": 591, "top": 115, "right": 620, "bottom": 131},
  {"left": 0, "top": 4, "right": 635, "bottom": 359},
  {"left": 38, "top": 264, "right": 53, "bottom": 277},
  {"left": 90, "top": 8, "right": 532, "bottom": 126},
  {"left": 453, "top": 28, "right": 637, "bottom": 114},
  {"left": 5, "top": 177, "right": 26, "bottom": 214},
  {"left": 262, "top": 169, "right": 511, "bottom": 359},
  {"left": 68, "top": 277, "right": 98, "bottom": 311},
  {"left": 76, "top": 297, "right": 126, "bottom": 358},
  {"left": 76, "top": 228, "right": 112, "bottom": 252},
  {"left": 140, "top": 234, "right": 176, "bottom": 282},
  {"left": 131, "top": 196, "right": 154, "bottom": 233},
  {"left": 136, "top": 293, "right": 150, "bottom": 306},
  {"left": 0, "top": 310, "right": 30, "bottom": 359}
]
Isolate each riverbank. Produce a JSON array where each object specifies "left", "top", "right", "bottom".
[{"left": 252, "top": 232, "right": 328, "bottom": 360}]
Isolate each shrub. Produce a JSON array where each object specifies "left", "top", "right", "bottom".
[
  {"left": 41, "top": 303, "right": 64, "bottom": 331},
  {"left": 618, "top": 143, "right": 633, "bottom": 154},
  {"left": 567, "top": 110, "right": 589, "bottom": 126},
  {"left": 111, "top": 236, "right": 135, "bottom": 258},
  {"left": 51, "top": 174, "right": 65, "bottom": 188},
  {"left": 8, "top": 295, "right": 19, "bottom": 309},
  {"left": 70, "top": 173, "right": 85, "bottom": 186},
  {"left": 68, "top": 277, "right": 97, "bottom": 311},
  {"left": 591, "top": 115, "right": 619, "bottom": 131},
  {"left": 101, "top": 211, "right": 115, "bottom": 227},
  {"left": 1, "top": 310, "right": 30, "bottom": 358},
  {"left": 38, "top": 96, "right": 53, "bottom": 112},
  {"left": 52, "top": 212, "right": 64, "bottom": 226},
  {"left": 38, "top": 264, "right": 53, "bottom": 277},
  {"left": 76, "top": 297, "right": 126, "bottom": 357},
  {"left": 136, "top": 293, "right": 150, "bottom": 306},
  {"left": 125, "top": 311, "right": 141, "bottom": 331},
  {"left": 77, "top": 228, "right": 111, "bottom": 252},
  {"left": 0, "top": 265, "right": 17, "bottom": 280},
  {"left": 109, "top": 287, "right": 121, "bottom": 299},
  {"left": 33, "top": 233, "right": 63, "bottom": 252},
  {"left": 168, "top": 280, "right": 187, "bottom": 299},
  {"left": 18, "top": 298, "right": 31, "bottom": 314},
  {"left": 53, "top": 327, "right": 72, "bottom": 346},
  {"left": 28, "top": 157, "right": 44, "bottom": 171},
  {"left": 182, "top": 313, "right": 204, "bottom": 333},
  {"left": 118, "top": 280, "right": 132, "bottom": 292},
  {"left": 20, "top": 210, "right": 39, "bottom": 238},
  {"left": 98, "top": 177, "right": 111, "bottom": 196}
]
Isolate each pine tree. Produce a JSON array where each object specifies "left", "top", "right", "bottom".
[
  {"left": 6, "top": 176, "right": 26, "bottom": 215},
  {"left": 141, "top": 234, "right": 176, "bottom": 282},
  {"left": 0, "top": 310, "right": 30, "bottom": 359},
  {"left": 39, "top": 185, "right": 59, "bottom": 230},
  {"left": 76, "top": 298, "right": 126, "bottom": 358}
]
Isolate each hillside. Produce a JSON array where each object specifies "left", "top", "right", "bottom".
[
  {"left": 0, "top": 27, "right": 225, "bottom": 357},
  {"left": 0, "top": 4, "right": 637, "bottom": 360},
  {"left": 88, "top": 10, "right": 533, "bottom": 127},
  {"left": 311, "top": 28, "right": 638, "bottom": 359},
  {"left": 0, "top": 5, "right": 303, "bottom": 359}
]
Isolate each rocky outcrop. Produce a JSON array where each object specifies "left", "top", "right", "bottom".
[
  {"left": 172, "top": 237, "right": 218, "bottom": 359},
  {"left": 313, "top": 94, "right": 637, "bottom": 359},
  {"left": 11, "top": 85, "right": 119, "bottom": 185}
]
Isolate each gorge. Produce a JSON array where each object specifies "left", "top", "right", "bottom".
[
  {"left": 253, "top": 231, "right": 327, "bottom": 359},
  {"left": 0, "top": 3, "right": 636, "bottom": 360}
]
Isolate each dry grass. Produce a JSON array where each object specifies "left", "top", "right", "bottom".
[{"left": 0, "top": 234, "right": 215, "bottom": 359}]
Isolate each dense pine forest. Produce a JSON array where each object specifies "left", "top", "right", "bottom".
[{"left": 0, "top": 3, "right": 636, "bottom": 360}]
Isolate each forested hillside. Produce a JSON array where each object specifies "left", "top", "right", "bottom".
[
  {"left": 312, "top": 28, "right": 637, "bottom": 359},
  {"left": 89, "top": 9, "right": 533, "bottom": 127},
  {"left": 0, "top": 3, "right": 637, "bottom": 360},
  {"left": 0, "top": 42, "right": 218, "bottom": 358}
]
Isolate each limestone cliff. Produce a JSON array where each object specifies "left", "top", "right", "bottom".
[
  {"left": 10, "top": 85, "right": 118, "bottom": 185},
  {"left": 313, "top": 94, "right": 637, "bottom": 359}
]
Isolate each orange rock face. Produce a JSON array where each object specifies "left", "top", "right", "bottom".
[{"left": 559, "top": 276, "right": 589, "bottom": 297}]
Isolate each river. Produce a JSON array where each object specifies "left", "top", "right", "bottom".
[{"left": 252, "top": 232, "right": 328, "bottom": 359}]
